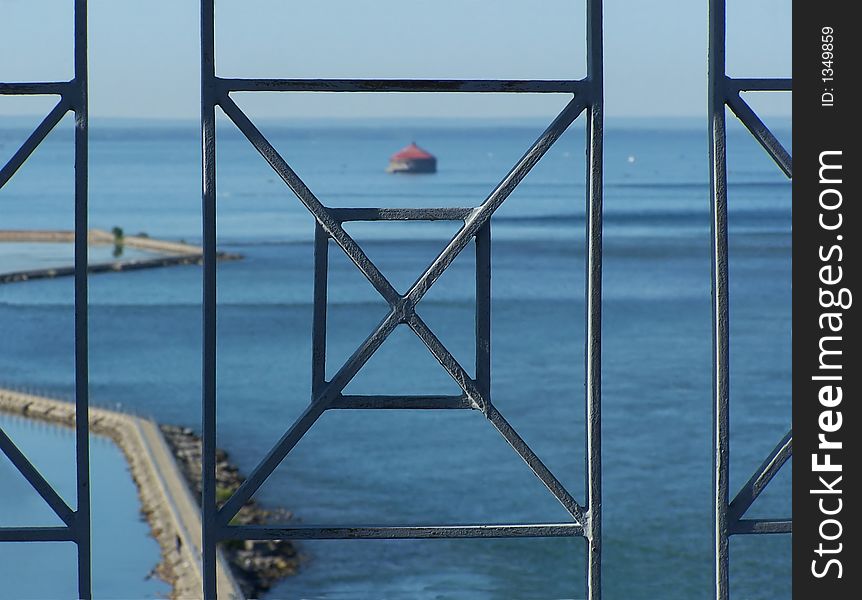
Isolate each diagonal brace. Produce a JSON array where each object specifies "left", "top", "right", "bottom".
[
  {"left": 484, "top": 403, "right": 587, "bottom": 525},
  {"left": 725, "top": 92, "right": 792, "bottom": 178},
  {"left": 405, "top": 96, "right": 587, "bottom": 307},
  {"left": 219, "top": 94, "right": 401, "bottom": 305},
  {"left": 0, "top": 427, "right": 76, "bottom": 527},
  {"left": 404, "top": 315, "right": 587, "bottom": 524},
  {"left": 406, "top": 313, "right": 485, "bottom": 408},
  {"left": 728, "top": 429, "right": 792, "bottom": 523},
  {"left": 0, "top": 98, "right": 70, "bottom": 189},
  {"left": 217, "top": 307, "right": 404, "bottom": 524}
]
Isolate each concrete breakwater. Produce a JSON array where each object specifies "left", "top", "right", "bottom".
[
  {"left": 0, "top": 388, "right": 243, "bottom": 599},
  {"left": 0, "top": 229, "right": 241, "bottom": 284},
  {"left": 160, "top": 425, "right": 300, "bottom": 597}
]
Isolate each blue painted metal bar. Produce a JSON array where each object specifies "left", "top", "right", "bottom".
[
  {"left": 0, "top": 1, "right": 91, "bottom": 597},
  {"left": 406, "top": 313, "right": 484, "bottom": 407},
  {"left": 312, "top": 223, "right": 329, "bottom": 399},
  {"left": 330, "top": 207, "right": 472, "bottom": 222},
  {"left": 726, "top": 93, "right": 792, "bottom": 178},
  {"left": 0, "top": 82, "right": 71, "bottom": 95},
  {"left": 709, "top": 2, "right": 792, "bottom": 599},
  {"left": 201, "top": 0, "right": 218, "bottom": 596},
  {"left": 330, "top": 394, "right": 472, "bottom": 410},
  {"left": 0, "top": 527, "right": 76, "bottom": 542},
  {"left": 708, "top": 1, "right": 731, "bottom": 597},
  {"left": 728, "top": 430, "right": 792, "bottom": 522},
  {"left": 403, "top": 98, "right": 586, "bottom": 310},
  {"left": 0, "top": 428, "right": 76, "bottom": 526},
  {"left": 730, "top": 519, "right": 792, "bottom": 535},
  {"left": 727, "top": 77, "right": 792, "bottom": 92},
  {"left": 0, "top": 98, "right": 70, "bottom": 188},
  {"left": 475, "top": 223, "right": 491, "bottom": 403},
  {"left": 220, "top": 78, "right": 584, "bottom": 94},
  {"left": 484, "top": 402, "right": 587, "bottom": 525},
  {"left": 585, "top": 0, "right": 604, "bottom": 595},
  {"left": 216, "top": 398, "right": 330, "bottom": 525},
  {"left": 73, "top": 2, "right": 92, "bottom": 596},
  {"left": 219, "top": 94, "right": 403, "bottom": 306},
  {"left": 221, "top": 523, "right": 585, "bottom": 540}
]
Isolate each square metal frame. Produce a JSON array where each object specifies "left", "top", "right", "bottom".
[
  {"left": 311, "top": 210, "right": 489, "bottom": 412},
  {"left": 201, "top": 1, "right": 604, "bottom": 598}
]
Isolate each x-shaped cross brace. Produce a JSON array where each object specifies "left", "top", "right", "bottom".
[{"left": 215, "top": 91, "right": 588, "bottom": 528}]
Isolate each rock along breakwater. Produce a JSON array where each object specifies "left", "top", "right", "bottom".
[{"left": 160, "top": 425, "right": 300, "bottom": 598}]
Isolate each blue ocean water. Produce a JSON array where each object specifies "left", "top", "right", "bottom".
[{"left": 0, "top": 114, "right": 791, "bottom": 599}]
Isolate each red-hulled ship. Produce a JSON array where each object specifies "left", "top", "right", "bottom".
[{"left": 386, "top": 142, "right": 437, "bottom": 174}]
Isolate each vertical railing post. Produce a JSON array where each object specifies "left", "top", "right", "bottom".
[
  {"left": 0, "top": 1, "right": 91, "bottom": 591},
  {"left": 585, "top": 0, "right": 604, "bottom": 598},
  {"left": 73, "top": 1, "right": 92, "bottom": 597},
  {"left": 708, "top": 1, "right": 731, "bottom": 598},
  {"left": 201, "top": 0, "right": 218, "bottom": 596},
  {"left": 475, "top": 223, "right": 491, "bottom": 402},
  {"left": 312, "top": 223, "right": 329, "bottom": 399}
]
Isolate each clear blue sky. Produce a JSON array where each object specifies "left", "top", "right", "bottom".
[{"left": 1, "top": 0, "right": 790, "bottom": 120}]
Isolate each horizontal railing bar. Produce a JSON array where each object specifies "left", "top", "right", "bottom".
[
  {"left": 727, "top": 77, "right": 792, "bottom": 92},
  {"left": 730, "top": 519, "right": 791, "bottom": 535},
  {"left": 220, "top": 78, "right": 584, "bottom": 94},
  {"left": 331, "top": 207, "right": 473, "bottom": 222},
  {"left": 221, "top": 523, "right": 585, "bottom": 540},
  {"left": 330, "top": 394, "right": 474, "bottom": 410},
  {"left": 0, "top": 526, "right": 74, "bottom": 542},
  {"left": 0, "top": 82, "right": 71, "bottom": 96}
]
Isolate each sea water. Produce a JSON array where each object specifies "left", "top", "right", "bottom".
[{"left": 0, "top": 115, "right": 791, "bottom": 599}]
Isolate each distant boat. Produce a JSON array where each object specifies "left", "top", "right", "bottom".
[{"left": 386, "top": 142, "right": 437, "bottom": 174}]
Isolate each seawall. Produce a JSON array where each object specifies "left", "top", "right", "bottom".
[
  {"left": 0, "top": 229, "right": 241, "bottom": 284},
  {"left": 0, "top": 388, "right": 243, "bottom": 599}
]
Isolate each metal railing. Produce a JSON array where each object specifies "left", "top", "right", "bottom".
[
  {"left": 201, "top": 1, "right": 604, "bottom": 598},
  {"left": 0, "top": 1, "right": 91, "bottom": 597},
  {"left": 0, "top": 2, "right": 795, "bottom": 597},
  {"left": 708, "top": 1, "right": 792, "bottom": 598}
]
